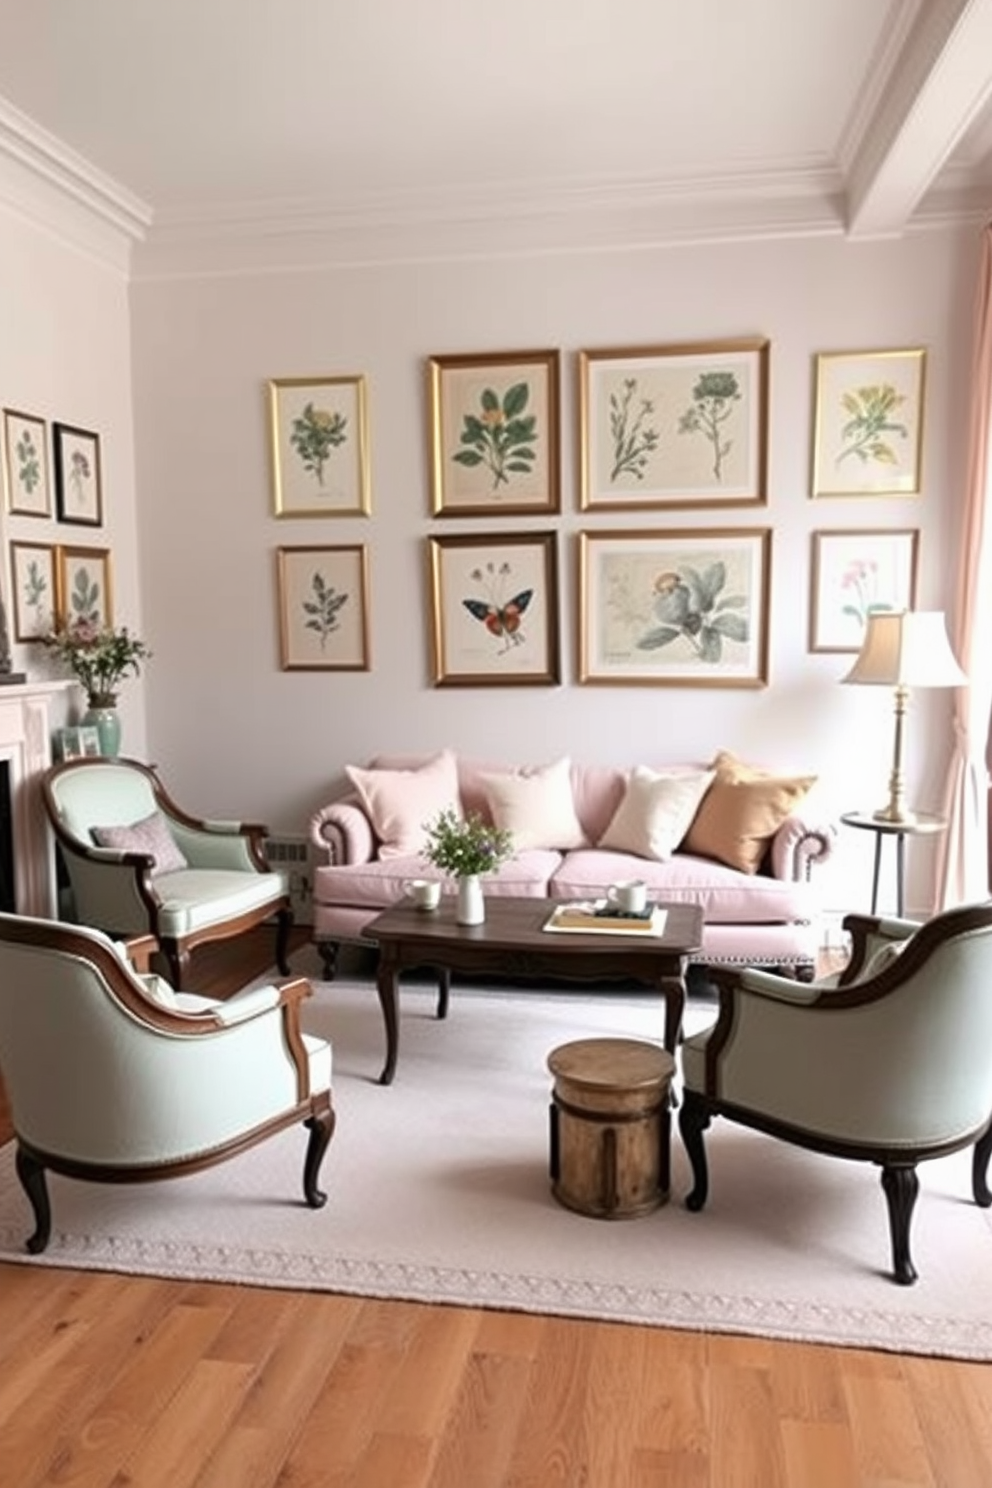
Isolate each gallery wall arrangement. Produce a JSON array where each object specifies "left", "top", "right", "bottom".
[
  {"left": 2, "top": 408, "right": 114, "bottom": 652},
  {"left": 260, "top": 336, "right": 927, "bottom": 696}
]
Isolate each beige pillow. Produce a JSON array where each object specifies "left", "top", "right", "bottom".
[
  {"left": 480, "top": 757, "right": 586, "bottom": 852},
  {"left": 92, "top": 810, "right": 188, "bottom": 877},
  {"left": 598, "top": 766, "right": 715, "bottom": 861},
  {"left": 682, "top": 752, "right": 816, "bottom": 874},
  {"left": 346, "top": 749, "right": 461, "bottom": 859}
]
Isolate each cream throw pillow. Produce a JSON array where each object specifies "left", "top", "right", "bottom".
[
  {"left": 682, "top": 750, "right": 817, "bottom": 875},
  {"left": 480, "top": 757, "right": 586, "bottom": 852},
  {"left": 346, "top": 749, "right": 461, "bottom": 859},
  {"left": 92, "top": 810, "right": 188, "bottom": 877},
  {"left": 598, "top": 766, "right": 715, "bottom": 861}
]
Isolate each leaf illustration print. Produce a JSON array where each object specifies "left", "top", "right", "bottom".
[
  {"left": 452, "top": 383, "right": 537, "bottom": 492},
  {"left": 303, "top": 572, "right": 349, "bottom": 649},
  {"left": 677, "top": 371, "right": 741, "bottom": 481},
  {"left": 15, "top": 430, "right": 41, "bottom": 495},
  {"left": 290, "top": 403, "right": 348, "bottom": 486},
  {"left": 462, "top": 561, "right": 533, "bottom": 653},
  {"left": 70, "top": 566, "right": 101, "bottom": 625},
  {"left": 637, "top": 562, "right": 748, "bottom": 663},
  {"left": 836, "top": 383, "right": 908, "bottom": 469}
]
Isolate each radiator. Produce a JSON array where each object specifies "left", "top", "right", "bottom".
[{"left": 262, "top": 835, "right": 314, "bottom": 924}]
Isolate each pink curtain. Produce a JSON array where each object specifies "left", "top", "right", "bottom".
[{"left": 936, "top": 223, "right": 992, "bottom": 909}]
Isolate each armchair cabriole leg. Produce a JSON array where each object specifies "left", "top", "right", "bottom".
[
  {"left": 275, "top": 908, "right": 293, "bottom": 976},
  {"left": 881, "top": 1162, "right": 919, "bottom": 1285},
  {"left": 15, "top": 1145, "right": 51, "bottom": 1255},
  {"left": 164, "top": 941, "right": 191, "bottom": 991},
  {"left": 972, "top": 1118, "right": 992, "bottom": 1207},
  {"left": 679, "top": 1091, "right": 712, "bottom": 1212},
  {"left": 302, "top": 1106, "right": 335, "bottom": 1208}
]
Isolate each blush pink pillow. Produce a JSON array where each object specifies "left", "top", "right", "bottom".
[
  {"left": 92, "top": 810, "right": 189, "bottom": 877},
  {"left": 346, "top": 749, "right": 462, "bottom": 859}
]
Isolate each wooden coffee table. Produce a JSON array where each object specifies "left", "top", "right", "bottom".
[{"left": 364, "top": 897, "right": 704, "bottom": 1084}]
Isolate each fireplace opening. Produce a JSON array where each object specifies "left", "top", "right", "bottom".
[{"left": 0, "top": 762, "right": 13, "bottom": 913}]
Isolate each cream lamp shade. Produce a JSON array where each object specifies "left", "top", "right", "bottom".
[{"left": 841, "top": 610, "right": 966, "bottom": 823}]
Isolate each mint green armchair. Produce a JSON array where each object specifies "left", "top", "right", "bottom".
[
  {"left": 679, "top": 903, "right": 992, "bottom": 1284},
  {"left": 42, "top": 757, "right": 292, "bottom": 988}
]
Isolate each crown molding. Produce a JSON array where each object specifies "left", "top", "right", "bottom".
[
  {"left": 130, "top": 165, "right": 853, "bottom": 280},
  {"left": 0, "top": 96, "right": 150, "bottom": 271}
]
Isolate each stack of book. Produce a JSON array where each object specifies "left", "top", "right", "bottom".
[{"left": 544, "top": 900, "right": 668, "bottom": 935}]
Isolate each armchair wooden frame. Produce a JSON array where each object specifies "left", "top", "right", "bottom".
[
  {"left": 679, "top": 904, "right": 992, "bottom": 1285},
  {"left": 0, "top": 915, "right": 334, "bottom": 1255},
  {"left": 41, "top": 756, "right": 293, "bottom": 989}
]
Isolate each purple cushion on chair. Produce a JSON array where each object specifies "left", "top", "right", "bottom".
[{"left": 92, "top": 811, "right": 189, "bottom": 876}]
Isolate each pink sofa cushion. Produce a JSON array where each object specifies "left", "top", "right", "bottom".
[
  {"left": 551, "top": 848, "right": 813, "bottom": 925},
  {"left": 346, "top": 749, "right": 461, "bottom": 859},
  {"left": 314, "top": 848, "right": 560, "bottom": 909}
]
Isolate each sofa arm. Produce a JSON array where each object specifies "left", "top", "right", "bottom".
[
  {"left": 308, "top": 798, "right": 375, "bottom": 866},
  {"left": 768, "top": 810, "right": 838, "bottom": 882}
]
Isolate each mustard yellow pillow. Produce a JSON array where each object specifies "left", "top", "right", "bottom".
[{"left": 682, "top": 752, "right": 816, "bottom": 874}]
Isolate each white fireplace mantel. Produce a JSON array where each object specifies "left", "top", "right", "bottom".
[{"left": 0, "top": 680, "right": 71, "bottom": 917}]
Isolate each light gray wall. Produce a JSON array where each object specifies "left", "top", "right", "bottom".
[
  {"left": 130, "top": 224, "right": 981, "bottom": 915},
  {"left": 0, "top": 197, "right": 145, "bottom": 750}
]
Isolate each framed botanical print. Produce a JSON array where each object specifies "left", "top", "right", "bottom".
[
  {"left": 427, "top": 531, "right": 560, "bottom": 686},
  {"left": 809, "top": 529, "right": 919, "bottom": 652},
  {"left": 811, "top": 348, "right": 926, "bottom": 497},
  {"left": 57, "top": 545, "right": 113, "bottom": 629},
  {"left": 53, "top": 422, "right": 103, "bottom": 525},
  {"left": 268, "top": 375, "right": 371, "bottom": 517},
  {"left": 428, "top": 349, "right": 561, "bottom": 516},
  {"left": 3, "top": 409, "right": 51, "bottom": 517},
  {"left": 579, "top": 338, "right": 769, "bottom": 510},
  {"left": 276, "top": 545, "right": 370, "bottom": 670},
  {"left": 578, "top": 527, "right": 771, "bottom": 686},
  {"left": 10, "top": 541, "right": 57, "bottom": 641}
]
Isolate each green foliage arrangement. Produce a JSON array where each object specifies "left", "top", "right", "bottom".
[
  {"left": 452, "top": 382, "right": 537, "bottom": 490},
  {"left": 422, "top": 807, "right": 514, "bottom": 879},
  {"left": 290, "top": 401, "right": 348, "bottom": 485},
  {"left": 44, "top": 618, "right": 151, "bottom": 707}
]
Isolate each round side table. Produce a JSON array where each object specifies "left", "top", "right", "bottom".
[
  {"left": 547, "top": 1038, "right": 675, "bottom": 1219},
  {"left": 840, "top": 811, "right": 947, "bottom": 917}
]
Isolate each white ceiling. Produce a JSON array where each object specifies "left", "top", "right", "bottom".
[{"left": 0, "top": 0, "right": 990, "bottom": 257}]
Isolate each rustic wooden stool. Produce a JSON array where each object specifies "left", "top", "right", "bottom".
[{"left": 547, "top": 1037, "right": 676, "bottom": 1219}]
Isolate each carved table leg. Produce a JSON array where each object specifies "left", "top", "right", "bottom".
[{"left": 375, "top": 946, "right": 401, "bottom": 1085}]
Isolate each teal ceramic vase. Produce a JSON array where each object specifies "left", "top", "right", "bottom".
[{"left": 82, "top": 696, "right": 121, "bottom": 757}]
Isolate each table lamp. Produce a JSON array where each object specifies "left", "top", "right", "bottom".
[{"left": 841, "top": 610, "right": 966, "bottom": 824}]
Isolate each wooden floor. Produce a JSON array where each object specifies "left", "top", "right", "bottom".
[{"left": 1, "top": 931, "right": 991, "bottom": 1487}]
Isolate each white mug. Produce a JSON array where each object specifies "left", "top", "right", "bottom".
[
  {"left": 607, "top": 879, "right": 648, "bottom": 914},
  {"left": 404, "top": 878, "right": 441, "bottom": 911}
]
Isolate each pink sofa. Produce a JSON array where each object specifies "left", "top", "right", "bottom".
[{"left": 308, "top": 753, "right": 837, "bottom": 978}]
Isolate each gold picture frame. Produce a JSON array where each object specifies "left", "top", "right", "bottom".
[
  {"left": 2, "top": 408, "right": 51, "bottom": 517},
  {"left": 809, "top": 528, "right": 919, "bottom": 653},
  {"left": 56, "top": 544, "right": 113, "bottom": 629},
  {"left": 427, "top": 349, "right": 561, "bottom": 516},
  {"left": 811, "top": 348, "right": 926, "bottom": 497},
  {"left": 275, "top": 544, "right": 370, "bottom": 671},
  {"left": 578, "top": 527, "right": 771, "bottom": 686},
  {"left": 579, "top": 338, "right": 769, "bottom": 511},
  {"left": 10, "top": 540, "right": 57, "bottom": 641},
  {"left": 427, "top": 530, "right": 560, "bottom": 686},
  {"left": 268, "top": 375, "right": 371, "bottom": 517}
]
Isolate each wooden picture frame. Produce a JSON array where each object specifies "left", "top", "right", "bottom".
[
  {"left": 811, "top": 348, "right": 926, "bottom": 497},
  {"left": 268, "top": 375, "right": 371, "bottom": 517},
  {"left": 3, "top": 409, "right": 51, "bottom": 517},
  {"left": 53, "top": 422, "right": 103, "bottom": 525},
  {"left": 427, "top": 530, "right": 560, "bottom": 686},
  {"left": 579, "top": 338, "right": 769, "bottom": 511},
  {"left": 10, "top": 541, "right": 57, "bottom": 641},
  {"left": 428, "top": 349, "right": 561, "bottom": 516},
  {"left": 276, "top": 544, "right": 370, "bottom": 670},
  {"left": 57, "top": 545, "right": 113, "bottom": 629},
  {"left": 578, "top": 527, "right": 771, "bottom": 686},
  {"left": 809, "top": 529, "right": 920, "bottom": 653}
]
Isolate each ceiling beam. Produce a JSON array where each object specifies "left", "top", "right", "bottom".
[{"left": 846, "top": 0, "right": 992, "bottom": 237}]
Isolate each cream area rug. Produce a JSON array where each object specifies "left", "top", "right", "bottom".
[{"left": 2, "top": 958, "right": 992, "bottom": 1361}]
